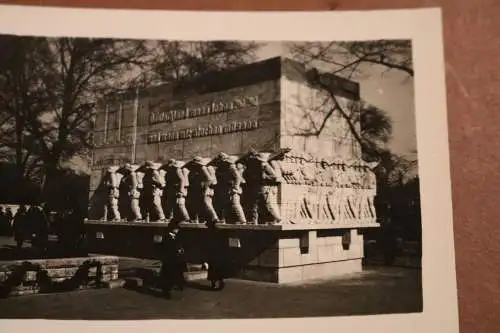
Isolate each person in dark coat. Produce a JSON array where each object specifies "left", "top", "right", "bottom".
[
  {"left": 0, "top": 206, "right": 13, "bottom": 236},
  {"left": 56, "top": 209, "right": 83, "bottom": 255},
  {"left": 13, "top": 205, "right": 28, "bottom": 249},
  {"left": 381, "top": 219, "right": 399, "bottom": 265},
  {"left": 205, "top": 221, "right": 228, "bottom": 290},
  {"left": 158, "top": 227, "right": 187, "bottom": 298},
  {"left": 29, "top": 204, "right": 50, "bottom": 253},
  {"left": 0, "top": 206, "right": 6, "bottom": 236},
  {"left": 5, "top": 207, "right": 13, "bottom": 226}
]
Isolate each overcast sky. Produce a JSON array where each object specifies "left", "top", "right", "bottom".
[{"left": 257, "top": 42, "right": 417, "bottom": 160}]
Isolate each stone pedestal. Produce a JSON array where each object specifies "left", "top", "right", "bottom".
[
  {"left": 85, "top": 57, "right": 380, "bottom": 284},
  {"left": 84, "top": 221, "right": 378, "bottom": 283}
]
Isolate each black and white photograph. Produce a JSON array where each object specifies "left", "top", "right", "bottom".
[{"left": 0, "top": 6, "right": 458, "bottom": 333}]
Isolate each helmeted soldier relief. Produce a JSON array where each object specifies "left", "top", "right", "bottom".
[
  {"left": 241, "top": 151, "right": 282, "bottom": 225},
  {"left": 103, "top": 166, "right": 121, "bottom": 221},
  {"left": 211, "top": 152, "right": 247, "bottom": 224},
  {"left": 161, "top": 159, "right": 190, "bottom": 223},
  {"left": 141, "top": 161, "right": 166, "bottom": 222},
  {"left": 119, "top": 163, "right": 143, "bottom": 221},
  {"left": 185, "top": 156, "right": 219, "bottom": 224}
]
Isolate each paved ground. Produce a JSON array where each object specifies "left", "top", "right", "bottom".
[{"left": 0, "top": 237, "right": 422, "bottom": 320}]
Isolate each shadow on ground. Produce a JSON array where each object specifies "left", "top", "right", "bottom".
[
  {"left": 0, "top": 237, "right": 423, "bottom": 320},
  {"left": 0, "top": 265, "right": 422, "bottom": 320}
]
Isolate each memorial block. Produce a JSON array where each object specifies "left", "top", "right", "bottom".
[{"left": 86, "top": 57, "right": 380, "bottom": 283}]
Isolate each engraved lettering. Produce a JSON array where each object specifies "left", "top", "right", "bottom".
[
  {"left": 148, "top": 96, "right": 260, "bottom": 124},
  {"left": 146, "top": 120, "right": 260, "bottom": 143}
]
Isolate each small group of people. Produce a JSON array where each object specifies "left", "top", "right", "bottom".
[
  {"left": 158, "top": 221, "right": 227, "bottom": 298},
  {"left": 10, "top": 204, "right": 51, "bottom": 251},
  {"left": 1, "top": 202, "right": 85, "bottom": 256}
]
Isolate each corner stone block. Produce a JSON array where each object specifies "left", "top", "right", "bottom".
[
  {"left": 248, "top": 255, "right": 259, "bottom": 267},
  {"left": 277, "top": 237, "right": 301, "bottom": 249},
  {"left": 302, "top": 262, "right": 328, "bottom": 281},
  {"left": 258, "top": 249, "right": 282, "bottom": 268},
  {"left": 348, "top": 243, "right": 363, "bottom": 259},
  {"left": 308, "top": 230, "right": 318, "bottom": 249},
  {"left": 325, "top": 235, "right": 342, "bottom": 246},
  {"left": 278, "top": 266, "right": 303, "bottom": 283},
  {"left": 281, "top": 247, "right": 302, "bottom": 267},
  {"left": 350, "top": 229, "right": 358, "bottom": 237},
  {"left": 241, "top": 267, "right": 278, "bottom": 283},
  {"left": 300, "top": 231, "right": 319, "bottom": 265},
  {"left": 317, "top": 245, "right": 336, "bottom": 263}
]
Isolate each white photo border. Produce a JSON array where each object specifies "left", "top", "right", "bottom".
[{"left": 0, "top": 5, "right": 458, "bottom": 333}]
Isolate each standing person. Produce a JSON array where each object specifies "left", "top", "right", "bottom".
[
  {"left": 0, "top": 206, "right": 6, "bottom": 236},
  {"left": 381, "top": 203, "right": 398, "bottom": 265},
  {"left": 5, "top": 207, "right": 13, "bottom": 223},
  {"left": 158, "top": 227, "right": 187, "bottom": 298},
  {"left": 29, "top": 204, "right": 50, "bottom": 254},
  {"left": 205, "top": 221, "right": 228, "bottom": 290},
  {"left": 13, "top": 205, "right": 28, "bottom": 249},
  {"left": 5, "top": 207, "right": 14, "bottom": 235}
]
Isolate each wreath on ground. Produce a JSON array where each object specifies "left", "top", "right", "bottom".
[{"left": 0, "top": 259, "right": 103, "bottom": 298}]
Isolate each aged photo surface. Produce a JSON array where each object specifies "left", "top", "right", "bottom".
[{"left": 0, "top": 15, "right": 425, "bottom": 321}]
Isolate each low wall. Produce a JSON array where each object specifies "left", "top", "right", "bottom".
[
  {"left": 85, "top": 221, "right": 378, "bottom": 283},
  {"left": 0, "top": 255, "right": 120, "bottom": 297}
]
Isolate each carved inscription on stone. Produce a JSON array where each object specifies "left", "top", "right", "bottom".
[
  {"left": 147, "top": 120, "right": 259, "bottom": 144},
  {"left": 149, "top": 96, "right": 259, "bottom": 124}
]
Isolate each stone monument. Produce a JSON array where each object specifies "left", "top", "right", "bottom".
[{"left": 85, "top": 57, "right": 379, "bottom": 283}]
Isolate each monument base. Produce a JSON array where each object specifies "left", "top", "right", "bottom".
[
  {"left": 85, "top": 220, "right": 378, "bottom": 284},
  {"left": 0, "top": 255, "right": 120, "bottom": 297}
]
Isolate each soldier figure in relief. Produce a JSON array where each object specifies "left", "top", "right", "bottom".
[
  {"left": 161, "top": 159, "right": 190, "bottom": 223},
  {"left": 120, "top": 164, "right": 142, "bottom": 221},
  {"left": 367, "top": 166, "right": 378, "bottom": 220},
  {"left": 211, "top": 153, "right": 247, "bottom": 224},
  {"left": 103, "top": 166, "right": 121, "bottom": 221},
  {"left": 142, "top": 161, "right": 166, "bottom": 222},
  {"left": 185, "top": 156, "right": 219, "bottom": 224},
  {"left": 242, "top": 151, "right": 282, "bottom": 225}
]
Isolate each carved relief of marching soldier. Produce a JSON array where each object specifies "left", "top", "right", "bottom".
[
  {"left": 317, "top": 159, "right": 334, "bottom": 221},
  {"left": 119, "top": 163, "right": 143, "bottom": 221},
  {"left": 325, "top": 162, "right": 346, "bottom": 222},
  {"left": 184, "top": 156, "right": 219, "bottom": 224},
  {"left": 141, "top": 161, "right": 166, "bottom": 222},
  {"left": 161, "top": 159, "right": 190, "bottom": 223},
  {"left": 103, "top": 166, "right": 121, "bottom": 221},
  {"left": 366, "top": 163, "right": 378, "bottom": 221},
  {"left": 210, "top": 152, "right": 247, "bottom": 224},
  {"left": 241, "top": 151, "right": 282, "bottom": 225}
]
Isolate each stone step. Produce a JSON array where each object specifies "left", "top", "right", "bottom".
[
  {"left": 102, "top": 278, "right": 126, "bottom": 289},
  {"left": 186, "top": 270, "right": 208, "bottom": 281},
  {"left": 123, "top": 270, "right": 207, "bottom": 289}
]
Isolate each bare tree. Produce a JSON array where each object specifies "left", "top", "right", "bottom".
[
  {"left": 148, "top": 41, "right": 259, "bottom": 84},
  {"left": 287, "top": 40, "right": 413, "bottom": 162},
  {"left": 0, "top": 35, "right": 56, "bottom": 181},
  {"left": 289, "top": 40, "right": 413, "bottom": 78},
  {"left": 0, "top": 36, "right": 149, "bottom": 199}
]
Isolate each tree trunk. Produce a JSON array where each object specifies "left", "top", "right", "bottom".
[
  {"left": 14, "top": 110, "right": 26, "bottom": 185},
  {"left": 42, "top": 160, "right": 60, "bottom": 207}
]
